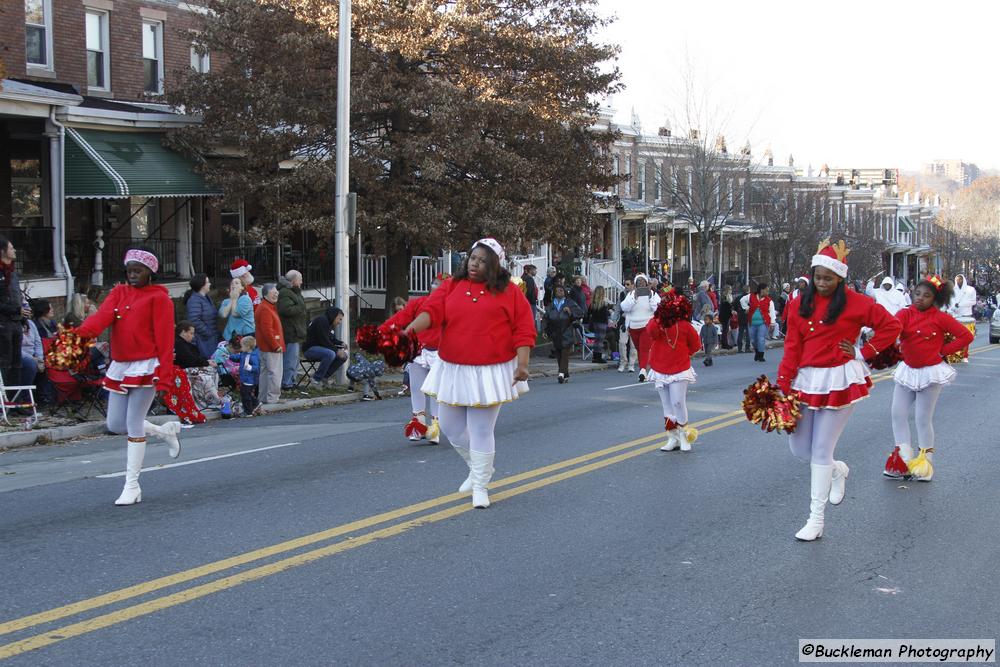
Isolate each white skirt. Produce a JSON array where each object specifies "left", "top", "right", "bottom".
[
  {"left": 106, "top": 358, "right": 159, "bottom": 381},
  {"left": 422, "top": 358, "right": 523, "bottom": 407},
  {"left": 893, "top": 361, "right": 956, "bottom": 391},
  {"left": 648, "top": 367, "right": 697, "bottom": 388},
  {"left": 792, "top": 359, "right": 871, "bottom": 394},
  {"left": 411, "top": 348, "right": 440, "bottom": 370}
]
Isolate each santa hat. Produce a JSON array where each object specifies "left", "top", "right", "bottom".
[
  {"left": 796, "top": 275, "right": 810, "bottom": 284},
  {"left": 230, "top": 258, "right": 252, "bottom": 278},
  {"left": 811, "top": 239, "right": 849, "bottom": 278}
]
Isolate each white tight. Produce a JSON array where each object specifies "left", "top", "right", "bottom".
[
  {"left": 891, "top": 383, "right": 943, "bottom": 449},
  {"left": 788, "top": 405, "right": 855, "bottom": 465},
  {"left": 407, "top": 363, "right": 437, "bottom": 418},
  {"left": 106, "top": 387, "right": 157, "bottom": 439},
  {"left": 437, "top": 403, "right": 501, "bottom": 454},
  {"left": 656, "top": 382, "right": 690, "bottom": 424}
]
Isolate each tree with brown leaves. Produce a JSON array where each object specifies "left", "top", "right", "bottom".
[{"left": 169, "top": 0, "right": 621, "bottom": 310}]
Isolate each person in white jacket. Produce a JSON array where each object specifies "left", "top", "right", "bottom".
[
  {"left": 865, "top": 276, "right": 906, "bottom": 315},
  {"left": 620, "top": 273, "right": 660, "bottom": 382},
  {"left": 948, "top": 273, "right": 977, "bottom": 362}
]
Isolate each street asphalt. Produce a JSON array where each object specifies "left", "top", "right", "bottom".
[{"left": 1, "top": 330, "right": 997, "bottom": 666}]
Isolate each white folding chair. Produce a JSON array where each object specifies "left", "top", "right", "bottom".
[{"left": 0, "top": 368, "right": 39, "bottom": 427}]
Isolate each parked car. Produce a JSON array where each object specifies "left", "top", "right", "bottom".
[{"left": 990, "top": 307, "right": 1000, "bottom": 345}]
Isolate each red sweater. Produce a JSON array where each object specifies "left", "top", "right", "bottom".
[
  {"left": 382, "top": 296, "right": 441, "bottom": 349},
  {"left": 779, "top": 289, "right": 902, "bottom": 389},
  {"left": 77, "top": 283, "right": 175, "bottom": 390},
  {"left": 645, "top": 319, "right": 701, "bottom": 375},
  {"left": 749, "top": 294, "right": 772, "bottom": 327},
  {"left": 254, "top": 300, "right": 285, "bottom": 353},
  {"left": 419, "top": 278, "right": 536, "bottom": 365},
  {"left": 897, "top": 306, "right": 974, "bottom": 368}
]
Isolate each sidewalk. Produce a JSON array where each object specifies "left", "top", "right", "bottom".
[{"left": 0, "top": 339, "right": 785, "bottom": 451}]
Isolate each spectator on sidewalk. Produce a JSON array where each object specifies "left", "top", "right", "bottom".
[
  {"left": 232, "top": 335, "right": 262, "bottom": 415},
  {"left": 734, "top": 283, "right": 751, "bottom": 353},
  {"left": 0, "top": 235, "right": 28, "bottom": 393},
  {"left": 175, "top": 320, "right": 222, "bottom": 410},
  {"left": 184, "top": 273, "right": 220, "bottom": 359},
  {"left": 546, "top": 284, "right": 583, "bottom": 384},
  {"left": 587, "top": 286, "right": 612, "bottom": 364},
  {"left": 30, "top": 299, "right": 57, "bottom": 339},
  {"left": 693, "top": 281, "right": 713, "bottom": 323},
  {"left": 278, "top": 270, "right": 308, "bottom": 390},
  {"left": 740, "top": 283, "right": 776, "bottom": 362},
  {"left": 718, "top": 285, "right": 733, "bottom": 349},
  {"left": 255, "top": 284, "right": 285, "bottom": 404},
  {"left": 219, "top": 277, "right": 254, "bottom": 342},
  {"left": 700, "top": 310, "right": 718, "bottom": 367},
  {"left": 543, "top": 266, "right": 558, "bottom": 307},
  {"left": 304, "top": 306, "right": 348, "bottom": 386},
  {"left": 615, "top": 277, "right": 637, "bottom": 372},
  {"left": 19, "top": 317, "right": 45, "bottom": 390}
]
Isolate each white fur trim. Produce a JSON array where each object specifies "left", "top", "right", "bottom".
[
  {"left": 230, "top": 265, "right": 251, "bottom": 278},
  {"left": 811, "top": 254, "right": 848, "bottom": 278}
]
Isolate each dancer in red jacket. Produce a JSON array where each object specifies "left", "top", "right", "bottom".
[
  {"left": 645, "top": 298, "right": 702, "bottom": 452},
  {"left": 381, "top": 274, "right": 447, "bottom": 444},
  {"left": 887, "top": 275, "right": 974, "bottom": 481},
  {"left": 76, "top": 249, "right": 183, "bottom": 505},
  {"left": 405, "top": 239, "right": 535, "bottom": 509},
  {"left": 778, "top": 240, "right": 902, "bottom": 541}
]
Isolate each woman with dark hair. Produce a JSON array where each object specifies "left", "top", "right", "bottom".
[
  {"left": 405, "top": 238, "right": 535, "bottom": 509},
  {"left": 30, "top": 299, "right": 57, "bottom": 339},
  {"left": 546, "top": 283, "right": 583, "bottom": 383},
  {"left": 184, "top": 273, "right": 219, "bottom": 358},
  {"left": 739, "top": 283, "right": 775, "bottom": 362},
  {"left": 886, "top": 276, "right": 973, "bottom": 481},
  {"left": 777, "top": 240, "right": 901, "bottom": 541},
  {"left": 75, "top": 248, "right": 184, "bottom": 505}
]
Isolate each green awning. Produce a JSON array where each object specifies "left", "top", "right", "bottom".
[
  {"left": 897, "top": 216, "right": 917, "bottom": 233},
  {"left": 64, "top": 128, "right": 221, "bottom": 199}
]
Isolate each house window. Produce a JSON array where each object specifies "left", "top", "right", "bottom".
[
  {"left": 624, "top": 159, "right": 632, "bottom": 197},
  {"left": 637, "top": 163, "right": 646, "bottom": 201},
  {"left": 142, "top": 20, "right": 164, "bottom": 93},
  {"left": 655, "top": 163, "right": 663, "bottom": 202},
  {"left": 10, "top": 159, "right": 45, "bottom": 227},
  {"left": 190, "top": 43, "right": 210, "bottom": 73},
  {"left": 24, "top": 0, "right": 53, "bottom": 68},
  {"left": 86, "top": 10, "right": 110, "bottom": 90}
]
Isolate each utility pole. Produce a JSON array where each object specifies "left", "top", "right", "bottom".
[{"left": 333, "top": 0, "right": 351, "bottom": 383}]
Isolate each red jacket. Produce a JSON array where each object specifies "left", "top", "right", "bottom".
[
  {"left": 778, "top": 289, "right": 902, "bottom": 391},
  {"left": 382, "top": 296, "right": 441, "bottom": 349},
  {"left": 645, "top": 319, "right": 701, "bottom": 375},
  {"left": 420, "top": 278, "right": 536, "bottom": 365},
  {"left": 897, "top": 306, "right": 974, "bottom": 368},
  {"left": 254, "top": 300, "right": 285, "bottom": 353},
  {"left": 77, "top": 283, "right": 175, "bottom": 390},
  {"left": 749, "top": 294, "right": 772, "bottom": 327}
]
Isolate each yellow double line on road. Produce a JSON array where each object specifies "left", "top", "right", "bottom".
[{"left": 1, "top": 344, "right": 996, "bottom": 659}]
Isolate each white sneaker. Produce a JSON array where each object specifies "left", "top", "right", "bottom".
[{"left": 618, "top": 365, "right": 625, "bottom": 373}]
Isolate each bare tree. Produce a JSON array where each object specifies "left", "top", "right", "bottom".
[{"left": 749, "top": 182, "right": 829, "bottom": 288}]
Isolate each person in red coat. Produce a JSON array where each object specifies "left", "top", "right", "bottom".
[
  {"left": 645, "top": 295, "right": 702, "bottom": 452},
  {"left": 777, "top": 240, "right": 902, "bottom": 541},
  {"left": 888, "top": 275, "right": 974, "bottom": 481},
  {"left": 381, "top": 274, "right": 448, "bottom": 444},
  {"left": 405, "top": 239, "right": 535, "bottom": 509},
  {"left": 76, "top": 248, "right": 183, "bottom": 506}
]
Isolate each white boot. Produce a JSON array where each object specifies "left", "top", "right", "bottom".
[
  {"left": 898, "top": 443, "right": 913, "bottom": 463},
  {"left": 453, "top": 445, "right": 474, "bottom": 493},
  {"left": 678, "top": 426, "right": 693, "bottom": 452},
  {"left": 829, "top": 460, "right": 849, "bottom": 505},
  {"left": 795, "top": 463, "right": 833, "bottom": 541},
  {"left": 115, "top": 439, "right": 147, "bottom": 506},
  {"left": 144, "top": 420, "right": 182, "bottom": 459},
  {"left": 659, "top": 419, "right": 680, "bottom": 451},
  {"left": 469, "top": 450, "right": 495, "bottom": 509}
]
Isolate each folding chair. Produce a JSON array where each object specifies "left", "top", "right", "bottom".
[
  {"left": 574, "top": 322, "right": 597, "bottom": 362},
  {"left": 293, "top": 357, "right": 321, "bottom": 389},
  {"left": 0, "top": 368, "right": 38, "bottom": 427},
  {"left": 47, "top": 367, "right": 106, "bottom": 422}
]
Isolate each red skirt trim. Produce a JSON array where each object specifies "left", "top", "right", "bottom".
[
  {"left": 797, "top": 377, "right": 872, "bottom": 410},
  {"left": 103, "top": 373, "right": 157, "bottom": 395}
]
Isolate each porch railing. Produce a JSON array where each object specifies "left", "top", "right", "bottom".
[
  {"left": 586, "top": 258, "right": 624, "bottom": 304},
  {"left": 1, "top": 227, "right": 55, "bottom": 277},
  {"left": 361, "top": 255, "right": 449, "bottom": 294},
  {"left": 509, "top": 254, "right": 549, "bottom": 280}
]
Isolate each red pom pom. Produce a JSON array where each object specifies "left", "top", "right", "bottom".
[
  {"left": 868, "top": 343, "right": 902, "bottom": 370},
  {"left": 356, "top": 324, "right": 381, "bottom": 354},
  {"left": 377, "top": 328, "right": 420, "bottom": 366},
  {"left": 654, "top": 293, "right": 693, "bottom": 329},
  {"left": 742, "top": 374, "right": 801, "bottom": 434},
  {"left": 884, "top": 446, "right": 909, "bottom": 477},
  {"left": 45, "top": 327, "right": 95, "bottom": 373}
]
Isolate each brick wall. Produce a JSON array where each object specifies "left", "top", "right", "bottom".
[{"left": 0, "top": 0, "right": 209, "bottom": 101}]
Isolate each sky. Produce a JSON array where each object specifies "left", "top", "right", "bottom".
[{"left": 594, "top": 0, "right": 1000, "bottom": 173}]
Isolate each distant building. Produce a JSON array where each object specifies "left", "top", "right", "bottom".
[{"left": 922, "top": 160, "right": 980, "bottom": 188}]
